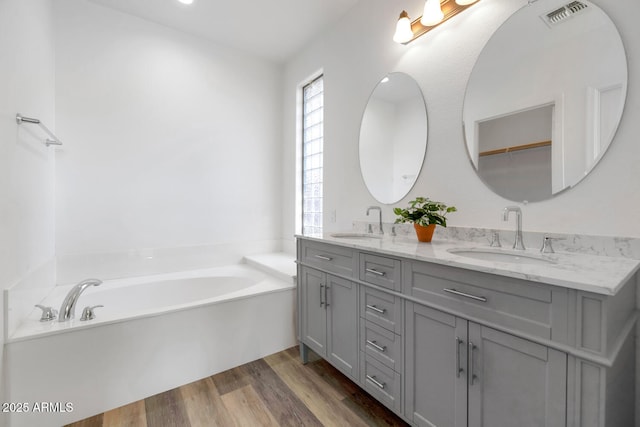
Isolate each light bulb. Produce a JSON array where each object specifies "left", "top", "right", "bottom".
[
  {"left": 177, "top": 0, "right": 194, "bottom": 4},
  {"left": 421, "top": 0, "right": 444, "bottom": 26},
  {"left": 455, "top": 0, "right": 478, "bottom": 5},
  {"left": 393, "top": 11, "right": 413, "bottom": 44}
]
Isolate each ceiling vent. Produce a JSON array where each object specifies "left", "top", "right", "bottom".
[{"left": 542, "top": 1, "right": 588, "bottom": 26}]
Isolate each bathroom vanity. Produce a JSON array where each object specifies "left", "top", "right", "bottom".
[{"left": 296, "top": 235, "right": 638, "bottom": 427}]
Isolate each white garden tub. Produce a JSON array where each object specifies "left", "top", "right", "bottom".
[{"left": 5, "top": 264, "right": 296, "bottom": 427}]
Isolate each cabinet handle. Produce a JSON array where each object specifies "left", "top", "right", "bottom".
[
  {"left": 455, "top": 337, "right": 464, "bottom": 378},
  {"left": 443, "top": 288, "right": 487, "bottom": 302},
  {"left": 315, "top": 254, "right": 333, "bottom": 261},
  {"left": 469, "top": 341, "right": 477, "bottom": 385},
  {"left": 366, "top": 304, "right": 386, "bottom": 314},
  {"left": 365, "top": 268, "right": 386, "bottom": 277},
  {"left": 319, "top": 284, "right": 324, "bottom": 307},
  {"left": 325, "top": 284, "right": 330, "bottom": 307},
  {"left": 366, "top": 374, "right": 386, "bottom": 390},
  {"left": 366, "top": 339, "right": 387, "bottom": 352}
]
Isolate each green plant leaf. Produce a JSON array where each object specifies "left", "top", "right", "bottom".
[{"left": 392, "top": 197, "right": 457, "bottom": 228}]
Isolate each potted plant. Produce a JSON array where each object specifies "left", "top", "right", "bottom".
[{"left": 393, "top": 197, "right": 457, "bottom": 242}]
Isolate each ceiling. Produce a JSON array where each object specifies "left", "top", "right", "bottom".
[{"left": 88, "top": 0, "right": 360, "bottom": 63}]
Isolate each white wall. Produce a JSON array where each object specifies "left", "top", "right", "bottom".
[
  {"left": 282, "top": 0, "right": 640, "bottom": 240},
  {"left": 0, "top": 0, "right": 56, "bottom": 418},
  {"left": 54, "top": 0, "right": 284, "bottom": 281},
  {"left": 282, "top": 0, "right": 640, "bottom": 422}
]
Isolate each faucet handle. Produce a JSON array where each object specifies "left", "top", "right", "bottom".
[
  {"left": 540, "top": 236, "right": 563, "bottom": 253},
  {"left": 35, "top": 304, "right": 57, "bottom": 322},
  {"left": 80, "top": 305, "right": 103, "bottom": 321},
  {"left": 488, "top": 232, "right": 501, "bottom": 248}
]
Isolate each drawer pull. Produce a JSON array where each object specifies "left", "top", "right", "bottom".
[
  {"left": 366, "top": 268, "right": 386, "bottom": 277},
  {"left": 443, "top": 288, "right": 487, "bottom": 302},
  {"left": 366, "top": 374, "right": 386, "bottom": 390},
  {"left": 315, "top": 254, "right": 333, "bottom": 261},
  {"left": 366, "top": 304, "right": 386, "bottom": 314},
  {"left": 366, "top": 339, "right": 387, "bottom": 352}
]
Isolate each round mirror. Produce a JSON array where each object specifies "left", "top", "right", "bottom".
[
  {"left": 359, "top": 72, "right": 428, "bottom": 204},
  {"left": 462, "top": 0, "right": 627, "bottom": 203}
]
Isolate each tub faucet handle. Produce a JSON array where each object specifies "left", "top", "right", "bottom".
[
  {"left": 80, "top": 305, "right": 103, "bottom": 321},
  {"left": 35, "top": 304, "right": 57, "bottom": 322}
]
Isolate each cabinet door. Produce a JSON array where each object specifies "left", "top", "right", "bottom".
[
  {"left": 300, "top": 266, "right": 327, "bottom": 356},
  {"left": 467, "top": 323, "right": 566, "bottom": 427},
  {"left": 326, "top": 274, "right": 359, "bottom": 380},
  {"left": 405, "top": 302, "right": 468, "bottom": 427}
]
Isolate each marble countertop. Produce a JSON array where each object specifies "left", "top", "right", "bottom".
[{"left": 297, "top": 233, "right": 640, "bottom": 296}]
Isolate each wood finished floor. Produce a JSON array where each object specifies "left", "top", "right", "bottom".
[{"left": 66, "top": 346, "right": 409, "bottom": 427}]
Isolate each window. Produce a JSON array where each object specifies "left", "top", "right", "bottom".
[{"left": 302, "top": 75, "right": 324, "bottom": 237}]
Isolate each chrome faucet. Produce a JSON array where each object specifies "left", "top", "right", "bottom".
[
  {"left": 502, "top": 206, "right": 525, "bottom": 250},
  {"left": 58, "top": 278, "right": 102, "bottom": 322},
  {"left": 366, "top": 206, "right": 383, "bottom": 235}
]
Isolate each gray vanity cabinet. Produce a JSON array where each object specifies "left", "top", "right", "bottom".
[
  {"left": 358, "top": 252, "right": 404, "bottom": 413},
  {"left": 405, "top": 302, "right": 468, "bottom": 427},
  {"left": 299, "top": 266, "right": 327, "bottom": 354},
  {"left": 466, "top": 322, "right": 567, "bottom": 427},
  {"left": 326, "top": 273, "right": 359, "bottom": 379},
  {"left": 299, "top": 264, "right": 359, "bottom": 380},
  {"left": 297, "top": 237, "right": 637, "bottom": 427},
  {"left": 405, "top": 301, "right": 567, "bottom": 427}
]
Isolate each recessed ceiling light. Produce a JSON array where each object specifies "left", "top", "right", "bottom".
[{"left": 177, "top": 0, "right": 194, "bottom": 5}]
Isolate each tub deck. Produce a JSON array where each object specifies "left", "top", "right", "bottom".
[{"left": 9, "top": 263, "right": 293, "bottom": 343}]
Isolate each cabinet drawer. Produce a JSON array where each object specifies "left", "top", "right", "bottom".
[
  {"left": 359, "top": 253, "right": 401, "bottom": 291},
  {"left": 405, "top": 261, "right": 565, "bottom": 341},
  {"left": 361, "top": 286, "right": 402, "bottom": 334},
  {"left": 300, "top": 240, "right": 356, "bottom": 278},
  {"left": 360, "top": 353, "right": 401, "bottom": 413},
  {"left": 361, "top": 320, "right": 402, "bottom": 372}
]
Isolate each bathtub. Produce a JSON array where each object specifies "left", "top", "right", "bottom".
[{"left": 5, "top": 264, "right": 297, "bottom": 427}]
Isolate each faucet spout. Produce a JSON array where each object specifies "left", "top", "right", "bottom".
[
  {"left": 366, "top": 206, "right": 384, "bottom": 235},
  {"left": 58, "top": 278, "right": 102, "bottom": 322},
  {"left": 502, "top": 206, "right": 525, "bottom": 250}
]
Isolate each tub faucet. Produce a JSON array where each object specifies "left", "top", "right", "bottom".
[
  {"left": 502, "top": 206, "right": 525, "bottom": 250},
  {"left": 58, "top": 278, "right": 102, "bottom": 322},
  {"left": 366, "top": 206, "right": 383, "bottom": 234}
]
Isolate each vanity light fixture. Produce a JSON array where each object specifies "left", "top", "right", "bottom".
[
  {"left": 177, "top": 0, "right": 194, "bottom": 4},
  {"left": 421, "top": 0, "right": 445, "bottom": 26},
  {"left": 393, "top": 11, "right": 414, "bottom": 44},
  {"left": 394, "top": 0, "right": 480, "bottom": 44}
]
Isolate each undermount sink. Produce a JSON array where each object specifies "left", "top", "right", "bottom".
[
  {"left": 447, "top": 248, "right": 556, "bottom": 265},
  {"left": 330, "top": 232, "right": 383, "bottom": 240}
]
